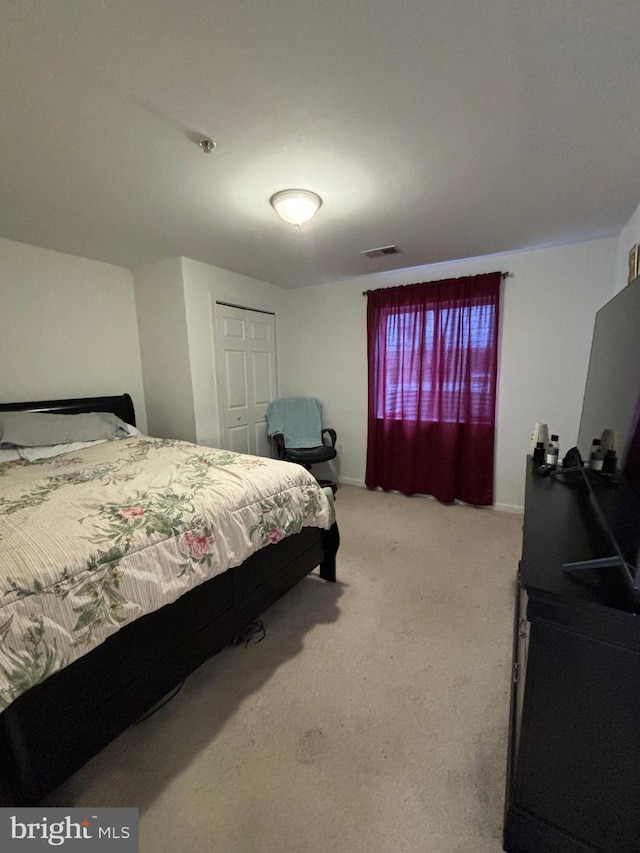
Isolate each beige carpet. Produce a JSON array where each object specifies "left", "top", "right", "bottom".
[{"left": 46, "top": 485, "right": 523, "bottom": 853}]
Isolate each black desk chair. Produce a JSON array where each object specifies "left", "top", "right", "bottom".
[{"left": 265, "top": 397, "right": 338, "bottom": 494}]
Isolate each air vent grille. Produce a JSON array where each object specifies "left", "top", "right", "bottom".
[{"left": 361, "top": 244, "right": 400, "bottom": 259}]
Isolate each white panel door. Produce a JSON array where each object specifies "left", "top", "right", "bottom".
[{"left": 215, "top": 303, "right": 277, "bottom": 456}]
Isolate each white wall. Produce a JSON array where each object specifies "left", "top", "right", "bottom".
[
  {"left": 181, "top": 258, "right": 284, "bottom": 447},
  {"left": 279, "top": 237, "right": 617, "bottom": 512},
  {"left": 133, "top": 258, "right": 195, "bottom": 441},
  {"left": 0, "top": 237, "right": 146, "bottom": 430}
]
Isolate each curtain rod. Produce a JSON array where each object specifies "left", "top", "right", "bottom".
[{"left": 362, "top": 271, "right": 513, "bottom": 296}]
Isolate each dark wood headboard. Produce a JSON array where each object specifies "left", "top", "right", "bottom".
[{"left": 0, "top": 393, "right": 136, "bottom": 427}]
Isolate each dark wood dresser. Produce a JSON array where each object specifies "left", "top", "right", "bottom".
[{"left": 504, "top": 461, "right": 640, "bottom": 853}]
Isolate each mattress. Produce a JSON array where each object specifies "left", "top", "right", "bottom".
[{"left": 0, "top": 436, "right": 334, "bottom": 712}]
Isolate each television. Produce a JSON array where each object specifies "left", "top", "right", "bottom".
[{"left": 561, "top": 273, "right": 640, "bottom": 601}]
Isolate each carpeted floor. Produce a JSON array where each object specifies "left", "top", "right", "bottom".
[{"left": 45, "top": 485, "right": 523, "bottom": 852}]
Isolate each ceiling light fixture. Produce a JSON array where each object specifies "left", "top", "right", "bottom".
[{"left": 269, "top": 189, "right": 322, "bottom": 228}]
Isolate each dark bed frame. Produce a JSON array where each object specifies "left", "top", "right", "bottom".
[{"left": 0, "top": 394, "right": 339, "bottom": 804}]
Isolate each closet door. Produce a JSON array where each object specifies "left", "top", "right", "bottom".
[{"left": 215, "top": 303, "right": 277, "bottom": 456}]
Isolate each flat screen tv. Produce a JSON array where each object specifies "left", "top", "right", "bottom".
[{"left": 562, "top": 273, "right": 640, "bottom": 600}]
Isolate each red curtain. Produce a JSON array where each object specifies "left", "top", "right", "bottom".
[{"left": 365, "top": 272, "right": 501, "bottom": 505}]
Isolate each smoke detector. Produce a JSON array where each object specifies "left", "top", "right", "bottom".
[{"left": 198, "top": 137, "right": 216, "bottom": 153}]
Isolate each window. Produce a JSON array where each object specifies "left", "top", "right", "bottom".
[
  {"left": 376, "top": 301, "right": 497, "bottom": 423},
  {"left": 366, "top": 272, "right": 501, "bottom": 505}
]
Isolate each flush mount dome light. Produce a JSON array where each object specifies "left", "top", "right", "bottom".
[{"left": 269, "top": 189, "right": 322, "bottom": 228}]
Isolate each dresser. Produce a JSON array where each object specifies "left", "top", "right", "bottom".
[{"left": 504, "top": 461, "right": 640, "bottom": 853}]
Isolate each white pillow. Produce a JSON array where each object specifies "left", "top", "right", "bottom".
[
  {"left": 16, "top": 424, "right": 141, "bottom": 461},
  {"left": 0, "top": 411, "right": 138, "bottom": 448},
  {"left": 17, "top": 439, "right": 109, "bottom": 461},
  {"left": 0, "top": 415, "right": 141, "bottom": 461}
]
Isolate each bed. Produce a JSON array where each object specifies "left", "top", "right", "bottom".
[{"left": 0, "top": 393, "right": 339, "bottom": 804}]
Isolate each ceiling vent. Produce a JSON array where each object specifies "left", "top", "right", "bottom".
[{"left": 361, "top": 244, "right": 400, "bottom": 259}]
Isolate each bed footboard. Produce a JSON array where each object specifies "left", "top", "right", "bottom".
[
  {"left": 0, "top": 523, "right": 339, "bottom": 805},
  {"left": 319, "top": 523, "right": 340, "bottom": 582}
]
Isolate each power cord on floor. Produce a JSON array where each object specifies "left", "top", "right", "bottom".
[
  {"left": 135, "top": 681, "right": 185, "bottom": 725},
  {"left": 135, "top": 621, "right": 266, "bottom": 725},
  {"left": 231, "top": 620, "right": 266, "bottom": 648}
]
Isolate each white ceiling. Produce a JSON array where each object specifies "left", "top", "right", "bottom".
[{"left": 2, "top": 0, "right": 640, "bottom": 288}]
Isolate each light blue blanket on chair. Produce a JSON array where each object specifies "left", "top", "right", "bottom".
[{"left": 265, "top": 397, "right": 323, "bottom": 448}]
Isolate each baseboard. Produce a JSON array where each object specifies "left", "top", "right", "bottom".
[
  {"left": 336, "top": 479, "right": 524, "bottom": 514},
  {"left": 495, "top": 502, "right": 524, "bottom": 514},
  {"left": 336, "top": 476, "right": 366, "bottom": 488}
]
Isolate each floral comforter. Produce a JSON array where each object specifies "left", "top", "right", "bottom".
[{"left": 0, "top": 436, "right": 334, "bottom": 712}]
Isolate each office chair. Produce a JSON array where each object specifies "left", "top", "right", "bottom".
[{"left": 265, "top": 396, "right": 338, "bottom": 493}]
